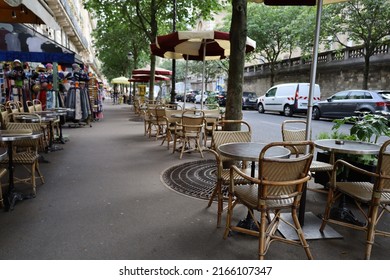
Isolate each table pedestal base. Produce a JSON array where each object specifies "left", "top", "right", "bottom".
[
  {"left": 330, "top": 207, "right": 366, "bottom": 227},
  {"left": 5, "top": 191, "right": 35, "bottom": 211},
  {"left": 236, "top": 217, "right": 258, "bottom": 231},
  {"left": 277, "top": 212, "right": 342, "bottom": 240}
]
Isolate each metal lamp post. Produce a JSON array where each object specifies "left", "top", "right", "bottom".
[
  {"left": 127, "top": 51, "right": 134, "bottom": 104},
  {"left": 170, "top": 0, "right": 177, "bottom": 104}
]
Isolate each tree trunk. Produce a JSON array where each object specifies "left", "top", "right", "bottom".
[
  {"left": 363, "top": 54, "right": 370, "bottom": 90},
  {"left": 225, "top": 0, "right": 247, "bottom": 131},
  {"left": 148, "top": 0, "right": 158, "bottom": 101}
]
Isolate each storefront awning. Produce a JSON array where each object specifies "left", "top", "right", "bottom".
[
  {"left": 0, "top": 23, "right": 76, "bottom": 64},
  {"left": 0, "top": 0, "right": 60, "bottom": 30}
]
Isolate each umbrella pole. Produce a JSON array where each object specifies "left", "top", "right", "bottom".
[
  {"left": 183, "top": 57, "right": 189, "bottom": 109},
  {"left": 305, "top": 0, "right": 323, "bottom": 141},
  {"left": 201, "top": 42, "right": 206, "bottom": 110}
]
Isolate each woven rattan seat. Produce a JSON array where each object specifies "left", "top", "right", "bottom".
[
  {"left": 282, "top": 120, "right": 333, "bottom": 193},
  {"left": 320, "top": 139, "right": 390, "bottom": 259},
  {"left": 224, "top": 141, "right": 314, "bottom": 260},
  {"left": 206, "top": 120, "right": 252, "bottom": 227}
]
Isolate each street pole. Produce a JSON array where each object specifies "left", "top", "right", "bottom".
[
  {"left": 127, "top": 52, "right": 134, "bottom": 104},
  {"left": 170, "top": 0, "right": 176, "bottom": 104}
]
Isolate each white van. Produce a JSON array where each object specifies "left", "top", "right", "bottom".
[{"left": 256, "top": 83, "right": 321, "bottom": 117}]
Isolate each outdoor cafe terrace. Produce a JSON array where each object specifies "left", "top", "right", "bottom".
[{"left": 0, "top": 101, "right": 389, "bottom": 262}]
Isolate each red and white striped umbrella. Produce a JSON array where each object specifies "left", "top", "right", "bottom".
[
  {"left": 155, "top": 30, "right": 255, "bottom": 60},
  {"left": 132, "top": 66, "right": 172, "bottom": 76},
  {"left": 129, "top": 74, "right": 170, "bottom": 83},
  {"left": 152, "top": 30, "right": 256, "bottom": 109}
]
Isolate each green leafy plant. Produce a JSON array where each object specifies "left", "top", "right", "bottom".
[
  {"left": 316, "top": 113, "right": 390, "bottom": 166},
  {"left": 332, "top": 113, "right": 390, "bottom": 144}
]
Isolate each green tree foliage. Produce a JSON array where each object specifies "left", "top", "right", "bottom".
[
  {"left": 84, "top": 0, "right": 222, "bottom": 99},
  {"left": 246, "top": 4, "right": 313, "bottom": 87},
  {"left": 322, "top": 0, "right": 390, "bottom": 89}
]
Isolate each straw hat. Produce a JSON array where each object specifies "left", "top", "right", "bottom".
[{"left": 36, "top": 64, "right": 46, "bottom": 72}]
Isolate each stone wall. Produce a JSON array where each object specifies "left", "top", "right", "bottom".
[{"left": 243, "top": 52, "right": 390, "bottom": 99}]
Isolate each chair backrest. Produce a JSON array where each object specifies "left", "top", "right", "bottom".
[
  {"left": 212, "top": 120, "right": 251, "bottom": 161},
  {"left": 33, "top": 99, "right": 43, "bottom": 112},
  {"left": 6, "top": 101, "right": 21, "bottom": 114},
  {"left": 257, "top": 141, "right": 314, "bottom": 209},
  {"left": 374, "top": 140, "right": 390, "bottom": 195},
  {"left": 165, "top": 109, "right": 182, "bottom": 124},
  {"left": 181, "top": 110, "right": 204, "bottom": 133},
  {"left": 281, "top": 120, "right": 311, "bottom": 154},
  {"left": 6, "top": 122, "right": 42, "bottom": 151},
  {"left": 0, "top": 110, "right": 8, "bottom": 129},
  {"left": 26, "top": 100, "right": 35, "bottom": 113},
  {"left": 154, "top": 106, "right": 166, "bottom": 122}
]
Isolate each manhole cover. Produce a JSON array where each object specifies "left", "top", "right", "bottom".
[{"left": 161, "top": 159, "right": 219, "bottom": 200}]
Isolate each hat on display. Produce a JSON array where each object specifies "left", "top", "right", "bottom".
[
  {"left": 72, "top": 63, "right": 81, "bottom": 70},
  {"left": 36, "top": 64, "right": 46, "bottom": 72}
]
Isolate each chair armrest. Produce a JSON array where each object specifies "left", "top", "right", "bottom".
[{"left": 331, "top": 159, "right": 378, "bottom": 189}]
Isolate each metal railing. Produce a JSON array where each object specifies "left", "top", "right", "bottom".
[{"left": 244, "top": 43, "right": 390, "bottom": 75}]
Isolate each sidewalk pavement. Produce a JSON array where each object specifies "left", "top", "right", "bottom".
[{"left": 0, "top": 102, "right": 388, "bottom": 260}]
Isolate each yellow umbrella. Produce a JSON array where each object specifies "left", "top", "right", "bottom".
[{"left": 111, "top": 76, "right": 130, "bottom": 85}]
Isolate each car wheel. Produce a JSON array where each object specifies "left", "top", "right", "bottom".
[
  {"left": 283, "top": 105, "right": 293, "bottom": 117},
  {"left": 258, "top": 103, "right": 265, "bottom": 113},
  {"left": 312, "top": 107, "right": 321, "bottom": 120}
]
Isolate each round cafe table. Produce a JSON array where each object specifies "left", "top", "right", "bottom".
[
  {"left": 0, "top": 130, "right": 42, "bottom": 211},
  {"left": 47, "top": 108, "right": 70, "bottom": 144}
]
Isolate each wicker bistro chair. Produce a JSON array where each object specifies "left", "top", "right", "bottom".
[
  {"left": 149, "top": 106, "right": 167, "bottom": 140},
  {"left": 26, "top": 100, "right": 35, "bottom": 113},
  {"left": 206, "top": 120, "right": 252, "bottom": 227},
  {"left": 32, "top": 99, "right": 43, "bottom": 112},
  {"left": 223, "top": 141, "right": 315, "bottom": 260},
  {"left": 282, "top": 120, "right": 333, "bottom": 193},
  {"left": 173, "top": 110, "right": 205, "bottom": 159},
  {"left": 143, "top": 104, "right": 159, "bottom": 137},
  {"left": 320, "top": 139, "right": 390, "bottom": 260},
  {"left": 1, "top": 123, "right": 45, "bottom": 195},
  {"left": 161, "top": 109, "right": 183, "bottom": 150}
]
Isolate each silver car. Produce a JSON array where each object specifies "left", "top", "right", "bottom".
[{"left": 312, "top": 89, "right": 390, "bottom": 120}]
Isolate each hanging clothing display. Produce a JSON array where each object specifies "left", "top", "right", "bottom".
[{"left": 65, "top": 64, "right": 91, "bottom": 122}]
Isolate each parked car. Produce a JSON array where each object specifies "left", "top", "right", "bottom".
[
  {"left": 176, "top": 93, "right": 184, "bottom": 102},
  {"left": 242, "top": 91, "right": 258, "bottom": 110},
  {"left": 217, "top": 91, "right": 227, "bottom": 106},
  {"left": 312, "top": 89, "right": 390, "bottom": 120},
  {"left": 257, "top": 83, "right": 321, "bottom": 117},
  {"left": 186, "top": 90, "right": 198, "bottom": 102}
]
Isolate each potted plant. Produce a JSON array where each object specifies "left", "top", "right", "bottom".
[{"left": 315, "top": 112, "right": 390, "bottom": 185}]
